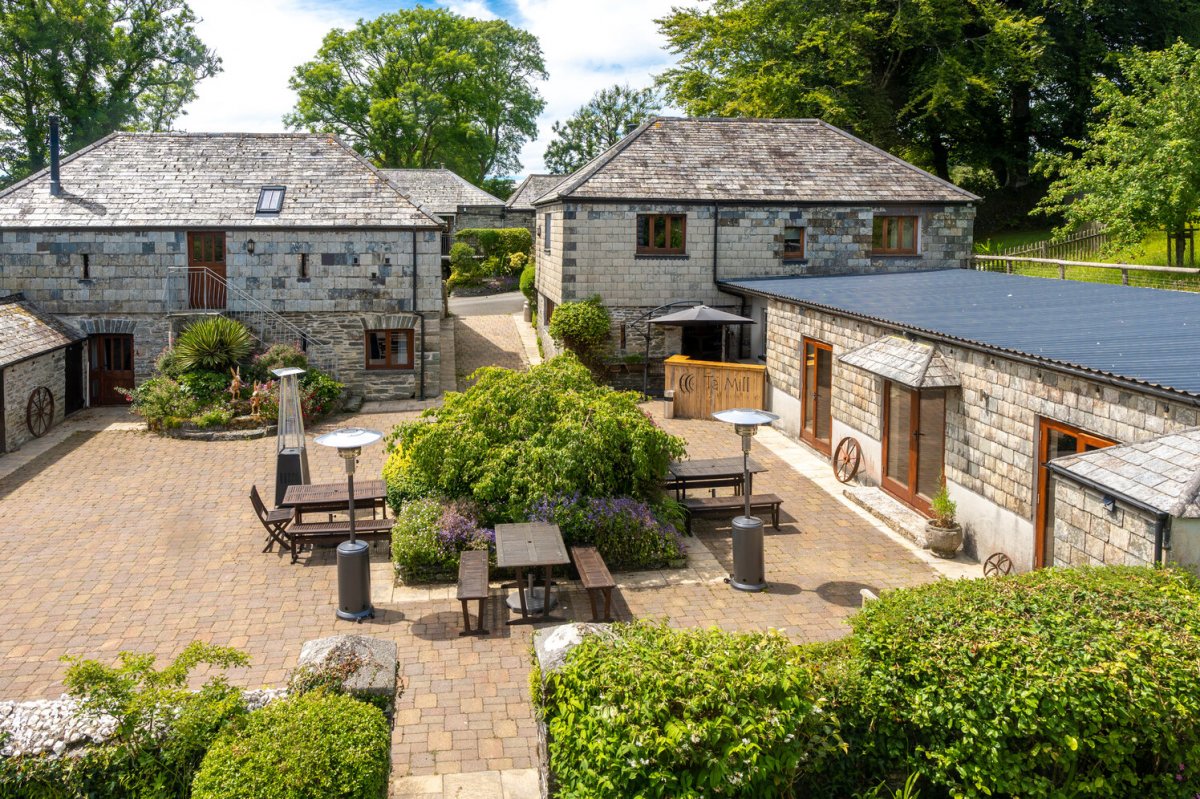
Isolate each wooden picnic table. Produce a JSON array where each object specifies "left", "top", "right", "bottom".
[
  {"left": 280, "top": 480, "right": 387, "bottom": 523},
  {"left": 494, "top": 521, "right": 570, "bottom": 623},
  {"left": 666, "top": 456, "right": 766, "bottom": 500}
]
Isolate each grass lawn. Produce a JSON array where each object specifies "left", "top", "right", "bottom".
[{"left": 973, "top": 228, "right": 1054, "bottom": 252}]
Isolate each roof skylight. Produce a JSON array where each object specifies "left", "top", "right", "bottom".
[{"left": 257, "top": 186, "right": 285, "bottom": 214}]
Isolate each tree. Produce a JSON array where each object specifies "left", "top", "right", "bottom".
[
  {"left": 480, "top": 175, "right": 515, "bottom": 200},
  {"left": 0, "top": 0, "right": 220, "bottom": 184},
  {"left": 1038, "top": 42, "right": 1200, "bottom": 265},
  {"left": 286, "top": 7, "right": 546, "bottom": 184},
  {"left": 543, "top": 84, "right": 662, "bottom": 174}
]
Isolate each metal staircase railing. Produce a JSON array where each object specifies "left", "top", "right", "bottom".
[{"left": 164, "top": 267, "right": 338, "bottom": 377}]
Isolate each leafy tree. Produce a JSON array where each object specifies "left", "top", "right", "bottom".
[
  {"left": 1038, "top": 41, "right": 1200, "bottom": 265},
  {"left": 543, "top": 84, "right": 662, "bottom": 173},
  {"left": 0, "top": 0, "right": 220, "bottom": 184},
  {"left": 480, "top": 175, "right": 515, "bottom": 200},
  {"left": 286, "top": 7, "right": 546, "bottom": 184}
]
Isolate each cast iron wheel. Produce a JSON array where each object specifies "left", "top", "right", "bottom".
[
  {"left": 832, "top": 436, "right": 863, "bottom": 483},
  {"left": 26, "top": 385, "right": 54, "bottom": 438},
  {"left": 983, "top": 552, "right": 1014, "bottom": 577}
]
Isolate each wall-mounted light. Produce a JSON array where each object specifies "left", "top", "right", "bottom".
[
  {"left": 245, "top": 238, "right": 256, "bottom": 255},
  {"left": 1102, "top": 494, "right": 1117, "bottom": 514}
]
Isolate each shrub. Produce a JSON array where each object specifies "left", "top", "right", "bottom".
[
  {"left": 530, "top": 494, "right": 683, "bottom": 571},
  {"left": 509, "top": 250, "right": 530, "bottom": 273},
  {"left": 446, "top": 241, "right": 486, "bottom": 291},
  {"left": 245, "top": 343, "right": 309, "bottom": 383},
  {"left": 519, "top": 261, "right": 536, "bottom": 302},
  {"left": 191, "top": 406, "right": 235, "bottom": 429},
  {"left": 154, "top": 346, "right": 185, "bottom": 378},
  {"left": 174, "top": 317, "right": 252, "bottom": 373},
  {"left": 537, "top": 622, "right": 842, "bottom": 799},
  {"left": 299, "top": 369, "right": 343, "bottom": 418},
  {"left": 123, "top": 376, "right": 199, "bottom": 430},
  {"left": 455, "top": 227, "right": 532, "bottom": 274},
  {"left": 178, "top": 369, "right": 231, "bottom": 405},
  {"left": 549, "top": 296, "right": 611, "bottom": 363},
  {"left": 383, "top": 354, "right": 685, "bottom": 522},
  {"left": 191, "top": 691, "right": 390, "bottom": 799},
  {"left": 390, "top": 498, "right": 494, "bottom": 583}
]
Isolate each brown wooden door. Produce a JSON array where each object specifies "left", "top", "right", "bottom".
[
  {"left": 187, "top": 231, "right": 226, "bottom": 309},
  {"left": 1035, "top": 419, "right": 1114, "bottom": 567},
  {"left": 801, "top": 338, "right": 833, "bottom": 454},
  {"left": 88, "top": 334, "right": 134, "bottom": 405},
  {"left": 882, "top": 382, "right": 946, "bottom": 515}
]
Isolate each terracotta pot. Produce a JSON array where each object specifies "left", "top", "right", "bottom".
[{"left": 926, "top": 521, "right": 963, "bottom": 558}]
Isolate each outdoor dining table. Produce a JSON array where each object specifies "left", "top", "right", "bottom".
[
  {"left": 279, "top": 479, "right": 388, "bottom": 523},
  {"left": 494, "top": 521, "right": 570, "bottom": 623},
  {"left": 667, "top": 456, "right": 767, "bottom": 500}
]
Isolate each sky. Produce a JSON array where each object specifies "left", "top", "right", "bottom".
[{"left": 179, "top": 0, "right": 695, "bottom": 178}]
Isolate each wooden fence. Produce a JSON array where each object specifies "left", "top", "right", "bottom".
[
  {"left": 998, "top": 223, "right": 1108, "bottom": 261},
  {"left": 972, "top": 254, "right": 1200, "bottom": 292}
]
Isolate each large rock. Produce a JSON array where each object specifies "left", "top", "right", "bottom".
[
  {"left": 533, "top": 623, "right": 614, "bottom": 674},
  {"left": 294, "top": 635, "right": 397, "bottom": 708}
]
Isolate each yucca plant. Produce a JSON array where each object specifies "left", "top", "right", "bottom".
[{"left": 174, "top": 317, "right": 253, "bottom": 373}]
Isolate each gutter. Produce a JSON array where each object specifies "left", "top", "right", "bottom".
[{"left": 1045, "top": 462, "right": 1172, "bottom": 564}]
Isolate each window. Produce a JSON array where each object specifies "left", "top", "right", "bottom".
[
  {"left": 872, "top": 215, "right": 918, "bottom": 254},
  {"left": 782, "top": 226, "right": 805, "bottom": 259},
  {"left": 81, "top": 252, "right": 90, "bottom": 279},
  {"left": 299, "top": 253, "right": 309, "bottom": 279},
  {"left": 636, "top": 214, "right": 686, "bottom": 255},
  {"left": 365, "top": 329, "right": 414, "bottom": 370},
  {"left": 543, "top": 213, "right": 552, "bottom": 253},
  {"left": 256, "top": 186, "right": 285, "bottom": 214}
]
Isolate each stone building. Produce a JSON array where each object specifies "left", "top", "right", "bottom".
[
  {"left": 505, "top": 174, "right": 566, "bottom": 235},
  {"left": 721, "top": 269, "right": 1200, "bottom": 571},
  {"left": 531, "top": 117, "right": 976, "bottom": 381},
  {"left": 381, "top": 168, "right": 507, "bottom": 260},
  {"left": 0, "top": 132, "right": 445, "bottom": 402},
  {"left": 0, "top": 293, "right": 85, "bottom": 452}
]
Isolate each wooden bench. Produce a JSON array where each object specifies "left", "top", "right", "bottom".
[
  {"left": 570, "top": 546, "right": 616, "bottom": 622},
  {"left": 457, "top": 549, "right": 489, "bottom": 635},
  {"left": 287, "top": 519, "right": 393, "bottom": 563},
  {"left": 682, "top": 493, "right": 783, "bottom": 535}
]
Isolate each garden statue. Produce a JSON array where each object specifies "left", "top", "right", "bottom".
[{"left": 228, "top": 366, "right": 243, "bottom": 402}]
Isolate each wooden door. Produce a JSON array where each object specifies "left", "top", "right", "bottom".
[
  {"left": 1035, "top": 419, "right": 1114, "bottom": 567},
  {"left": 800, "top": 338, "right": 833, "bottom": 454},
  {"left": 882, "top": 382, "right": 946, "bottom": 515},
  {"left": 187, "top": 231, "right": 226, "bottom": 309},
  {"left": 65, "top": 342, "right": 84, "bottom": 413},
  {"left": 88, "top": 334, "right": 134, "bottom": 405}
]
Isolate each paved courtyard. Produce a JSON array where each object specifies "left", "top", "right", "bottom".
[{"left": 0, "top": 312, "right": 952, "bottom": 797}]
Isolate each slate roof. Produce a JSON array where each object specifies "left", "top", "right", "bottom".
[
  {"left": 536, "top": 117, "right": 978, "bottom": 205},
  {"left": 505, "top": 174, "right": 567, "bottom": 210},
  {"left": 0, "top": 293, "right": 83, "bottom": 368},
  {"left": 722, "top": 269, "right": 1200, "bottom": 399},
  {"left": 1051, "top": 429, "right": 1200, "bottom": 518},
  {"left": 840, "top": 335, "right": 960, "bottom": 389},
  {"left": 0, "top": 133, "right": 442, "bottom": 229},
  {"left": 381, "top": 169, "right": 504, "bottom": 216}
]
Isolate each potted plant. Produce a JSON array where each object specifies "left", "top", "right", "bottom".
[{"left": 926, "top": 480, "right": 963, "bottom": 558}]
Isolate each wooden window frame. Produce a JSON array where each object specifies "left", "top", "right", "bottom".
[
  {"left": 365, "top": 329, "right": 415, "bottom": 370},
  {"left": 800, "top": 337, "right": 833, "bottom": 455},
  {"left": 1034, "top": 418, "right": 1115, "bottom": 568},
  {"left": 636, "top": 213, "right": 687, "bottom": 255},
  {"left": 881, "top": 382, "right": 946, "bottom": 516},
  {"left": 782, "top": 226, "right": 806, "bottom": 260},
  {"left": 871, "top": 215, "right": 919, "bottom": 255}
]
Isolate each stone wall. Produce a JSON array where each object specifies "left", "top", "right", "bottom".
[
  {"left": 454, "top": 205, "right": 512, "bottom": 232},
  {"left": 1051, "top": 478, "right": 1158, "bottom": 566},
  {"left": 2, "top": 348, "right": 67, "bottom": 452}
]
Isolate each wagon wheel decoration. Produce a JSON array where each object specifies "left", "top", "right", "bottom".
[
  {"left": 26, "top": 386, "right": 54, "bottom": 438},
  {"left": 983, "top": 552, "right": 1014, "bottom": 578},
  {"left": 832, "top": 436, "right": 863, "bottom": 484}
]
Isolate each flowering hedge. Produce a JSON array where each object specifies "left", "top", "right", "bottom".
[
  {"left": 391, "top": 498, "right": 494, "bottom": 584},
  {"left": 531, "top": 494, "right": 684, "bottom": 571}
]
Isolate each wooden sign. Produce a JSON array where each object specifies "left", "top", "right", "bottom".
[{"left": 665, "top": 355, "right": 766, "bottom": 419}]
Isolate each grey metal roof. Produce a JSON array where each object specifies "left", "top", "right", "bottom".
[
  {"left": 536, "top": 117, "right": 978, "bottom": 205},
  {"left": 0, "top": 293, "right": 83, "bottom": 367},
  {"left": 723, "top": 269, "right": 1200, "bottom": 398},
  {"left": 381, "top": 168, "right": 504, "bottom": 216},
  {"left": 0, "top": 133, "right": 442, "bottom": 229},
  {"left": 505, "top": 174, "right": 567, "bottom": 210},
  {"left": 1051, "top": 428, "right": 1200, "bottom": 518},
  {"left": 840, "top": 335, "right": 960, "bottom": 389}
]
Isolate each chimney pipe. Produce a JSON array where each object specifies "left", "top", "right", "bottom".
[{"left": 49, "top": 116, "right": 61, "bottom": 197}]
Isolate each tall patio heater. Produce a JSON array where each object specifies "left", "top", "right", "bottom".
[
  {"left": 712, "top": 408, "right": 779, "bottom": 592},
  {"left": 314, "top": 428, "right": 383, "bottom": 621},
  {"left": 273, "top": 367, "right": 310, "bottom": 506}
]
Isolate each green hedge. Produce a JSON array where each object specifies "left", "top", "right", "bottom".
[
  {"left": 455, "top": 227, "right": 532, "bottom": 274},
  {"left": 390, "top": 497, "right": 494, "bottom": 583},
  {"left": 191, "top": 691, "right": 390, "bottom": 799},
  {"left": 548, "top": 297, "right": 610, "bottom": 363}
]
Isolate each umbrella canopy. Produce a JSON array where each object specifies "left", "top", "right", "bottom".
[{"left": 649, "top": 305, "right": 756, "bottom": 326}]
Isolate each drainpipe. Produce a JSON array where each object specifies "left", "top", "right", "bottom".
[
  {"left": 413, "top": 231, "right": 425, "bottom": 400},
  {"left": 1154, "top": 513, "right": 1171, "bottom": 565},
  {"left": 712, "top": 202, "right": 720, "bottom": 285},
  {"left": 48, "top": 116, "right": 62, "bottom": 197}
]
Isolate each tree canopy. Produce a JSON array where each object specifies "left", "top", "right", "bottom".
[
  {"left": 1038, "top": 41, "right": 1200, "bottom": 264},
  {"left": 286, "top": 7, "right": 546, "bottom": 185},
  {"left": 0, "top": 0, "right": 220, "bottom": 184},
  {"left": 543, "top": 84, "right": 661, "bottom": 174}
]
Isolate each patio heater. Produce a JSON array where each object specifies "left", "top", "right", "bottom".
[
  {"left": 273, "top": 367, "right": 309, "bottom": 506},
  {"left": 314, "top": 427, "right": 383, "bottom": 621},
  {"left": 712, "top": 408, "right": 779, "bottom": 592}
]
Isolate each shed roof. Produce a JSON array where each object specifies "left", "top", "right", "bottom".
[
  {"left": 840, "top": 335, "right": 960, "bottom": 389},
  {"left": 723, "top": 269, "right": 1200, "bottom": 399},
  {"left": 536, "top": 117, "right": 978, "bottom": 205},
  {"left": 1051, "top": 428, "right": 1200, "bottom": 518},
  {"left": 0, "top": 294, "right": 83, "bottom": 368},
  {"left": 381, "top": 168, "right": 504, "bottom": 216},
  {"left": 0, "top": 133, "right": 441, "bottom": 230},
  {"left": 505, "top": 174, "right": 567, "bottom": 210}
]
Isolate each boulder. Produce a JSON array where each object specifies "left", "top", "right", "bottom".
[
  {"left": 293, "top": 635, "right": 397, "bottom": 708},
  {"left": 533, "top": 623, "right": 614, "bottom": 674}
]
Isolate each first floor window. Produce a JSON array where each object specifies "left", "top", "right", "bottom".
[
  {"left": 636, "top": 213, "right": 686, "bottom": 255},
  {"left": 543, "top": 213, "right": 552, "bottom": 252},
  {"left": 783, "top": 226, "right": 805, "bottom": 259},
  {"left": 872, "top": 215, "right": 919, "bottom": 254},
  {"left": 365, "top": 329, "right": 414, "bottom": 369}
]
